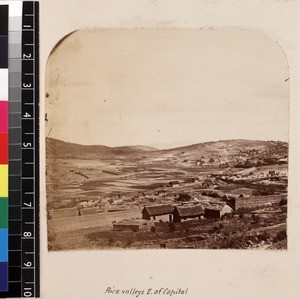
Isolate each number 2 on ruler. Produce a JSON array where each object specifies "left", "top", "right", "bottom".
[{"left": 23, "top": 53, "right": 32, "bottom": 59}]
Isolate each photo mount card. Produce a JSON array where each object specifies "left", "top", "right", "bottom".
[{"left": 39, "top": 1, "right": 300, "bottom": 298}]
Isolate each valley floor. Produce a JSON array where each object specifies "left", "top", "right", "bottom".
[{"left": 46, "top": 139, "right": 288, "bottom": 251}]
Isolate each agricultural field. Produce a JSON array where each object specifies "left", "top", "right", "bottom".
[
  {"left": 46, "top": 138, "right": 288, "bottom": 250},
  {"left": 48, "top": 203, "right": 287, "bottom": 251}
]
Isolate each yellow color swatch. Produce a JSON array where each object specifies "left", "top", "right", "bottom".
[{"left": 0, "top": 165, "right": 8, "bottom": 197}]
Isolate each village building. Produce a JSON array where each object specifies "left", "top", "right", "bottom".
[
  {"left": 168, "top": 181, "right": 180, "bottom": 187},
  {"left": 226, "top": 194, "right": 285, "bottom": 210},
  {"left": 142, "top": 204, "right": 174, "bottom": 222},
  {"left": 205, "top": 204, "right": 233, "bottom": 219},
  {"left": 278, "top": 158, "right": 288, "bottom": 165},
  {"left": 48, "top": 207, "right": 78, "bottom": 219},
  {"left": 113, "top": 220, "right": 140, "bottom": 232},
  {"left": 173, "top": 205, "right": 205, "bottom": 222},
  {"left": 222, "top": 194, "right": 229, "bottom": 201},
  {"left": 79, "top": 207, "right": 98, "bottom": 216}
]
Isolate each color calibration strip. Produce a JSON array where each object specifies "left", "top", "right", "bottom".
[
  {"left": 0, "top": 2, "right": 40, "bottom": 297},
  {"left": 8, "top": 1, "right": 23, "bottom": 297},
  {"left": 0, "top": 5, "right": 9, "bottom": 292}
]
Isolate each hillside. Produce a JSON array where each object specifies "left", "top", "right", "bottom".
[
  {"left": 47, "top": 137, "right": 288, "bottom": 251},
  {"left": 150, "top": 139, "right": 288, "bottom": 165},
  {"left": 46, "top": 138, "right": 157, "bottom": 159},
  {"left": 47, "top": 138, "right": 288, "bottom": 162}
]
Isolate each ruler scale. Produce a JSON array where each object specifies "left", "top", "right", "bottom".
[
  {"left": 0, "top": 2, "right": 39, "bottom": 298},
  {"left": 21, "top": 2, "right": 39, "bottom": 297}
]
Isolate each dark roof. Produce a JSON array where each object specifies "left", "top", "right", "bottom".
[
  {"left": 143, "top": 205, "right": 174, "bottom": 216},
  {"left": 205, "top": 203, "right": 233, "bottom": 212},
  {"left": 205, "top": 207, "right": 221, "bottom": 212},
  {"left": 175, "top": 205, "right": 204, "bottom": 217}
]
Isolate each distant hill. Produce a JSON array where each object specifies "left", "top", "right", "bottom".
[
  {"left": 158, "top": 139, "right": 280, "bottom": 154},
  {"left": 113, "top": 145, "right": 158, "bottom": 153},
  {"left": 46, "top": 138, "right": 157, "bottom": 159},
  {"left": 153, "top": 139, "right": 288, "bottom": 162},
  {"left": 46, "top": 137, "right": 288, "bottom": 161}
]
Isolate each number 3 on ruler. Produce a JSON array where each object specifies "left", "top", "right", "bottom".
[{"left": 23, "top": 83, "right": 32, "bottom": 88}]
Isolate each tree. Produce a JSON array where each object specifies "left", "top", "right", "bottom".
[{"left": 177, "top": 193, "right": 192, "bottom": 201}]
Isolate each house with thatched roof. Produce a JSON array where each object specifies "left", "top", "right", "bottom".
[
  {"left": 142, "top": 204, "right": 174, "bottom": 222},
  {"left": 222, "top": 194, "right": 229, "bottom": 201},
  {"left": 205, "top": 204, "right": 233, "bottom": 219},
  {"left": 173, "top": 205, "right": 205, "bottom": 222}
]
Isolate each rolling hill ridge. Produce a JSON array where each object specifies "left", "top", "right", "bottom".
[{"left": 46, "top": 137, "right": 288, "bottom": 161}]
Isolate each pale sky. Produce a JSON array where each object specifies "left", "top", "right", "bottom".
[{"left": 46, "top": 29, "right": 289, "bottom": 149}]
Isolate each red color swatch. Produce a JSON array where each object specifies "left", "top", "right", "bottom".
[
  {"left": 0, "top": 133, "right": 8, "bottom": 164},
  {"left": 0, "top": 101, "right": 8, "bottom": 132}
]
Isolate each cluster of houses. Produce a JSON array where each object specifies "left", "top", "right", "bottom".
[
  {"left": 112, "top": 203, "right": 234, "bottom": 232},
  {"left": 141, "top": 202, "right": 233, "bottom": 223},
  {"left": 217, "top": 168, "right": 288, "bottom": 184}
]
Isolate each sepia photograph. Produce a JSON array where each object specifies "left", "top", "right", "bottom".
[{"left": 46, "top": 28, "right": 289, "bottom": 251}]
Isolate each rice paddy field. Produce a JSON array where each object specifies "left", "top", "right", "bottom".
[{"left": 46, "top": 138, "right": 288, "bottom": 250}]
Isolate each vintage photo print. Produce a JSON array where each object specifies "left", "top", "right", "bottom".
[{"left": 45, "top": 29, "right": 289, "bottom": 251}]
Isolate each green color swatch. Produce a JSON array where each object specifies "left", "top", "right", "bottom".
[{"left": 0, "top": 198, "right": 8, "bottom": 229}]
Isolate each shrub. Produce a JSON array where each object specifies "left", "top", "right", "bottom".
[
  {"left": 108, "top": 237, "right": 115, "bottom": 245},
  {"left": 169, "top": 222, "right": 176, "bottom": 232},
  {"left": 258, "top": 230, "right": 270, "bottom": 242},
  {"left": 274, "top": 230, "right": 287, "bottom": 242},
  {"left": 252, "top": 215, "right": 260, "bottom": 224},
  {"left": 279, "top": 198, "right": 287, "bottom": 206},
  {"left": 211, "top": 192, "right": 220, "bottom": 198},
  {"left": 125, "top": 236, "right": 134, "bottom": 247},
  {"left": 219, "top": 234, "right": 247, "bottom": 249},
  {"left": 177, "top": 193, "right": 192, "bottom": 201},
  {"left": 213, "top": 225, "right": 219, "bottom": 233}
]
